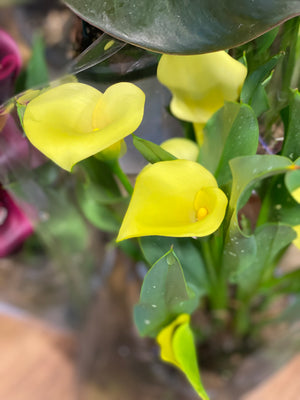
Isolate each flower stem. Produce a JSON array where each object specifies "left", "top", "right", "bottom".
[{"left": 111, "top": 161, "right": 133, "bottom": 196}]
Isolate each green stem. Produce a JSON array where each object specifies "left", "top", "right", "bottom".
[
  {"left": 201, "top": 239, "right": 228, "bottom": 310},
  {"left": 111, "top": 161, "right": 133, "bottom": 195},
  {"left": 281, "top": 17, "right": 300, "bottom": 95}
]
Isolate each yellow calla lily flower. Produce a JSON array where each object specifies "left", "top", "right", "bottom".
[
  {"left": 291, "top": 187, "right": 300, "bottom": 203},
  {"left": 157, "top": 52, "right": 247, "bottom": 144},
  {"left": 157, "top": 314, "right": 209, "bottom": 400},
  {"left": 292, "top": 225, "right": 300, "bottom": 249},
  {"left": 23, "top": 82, "right": 145, "bottom": 171},
  {"left": 160, "top": 137, "right": 199, "bottom": 161},
  {"left": 117, "top": 159, "right": 228, "bottom": 241},
  {"left": 157, "top": 314, "right": 190, "bottom": 369}
]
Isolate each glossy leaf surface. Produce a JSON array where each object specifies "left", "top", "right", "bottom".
[
  {"left": 64, "top": 0, "right": 300, "bottom": 54},
  {"left": 199, "top": 102, "right": 259, "bottom": 186},
  {"left": 134, "top": 248, "right": 198, "bottom": 337}
]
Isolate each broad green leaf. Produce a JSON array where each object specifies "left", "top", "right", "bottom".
[
  {"left": 223, "top": 155, "right": 293, "bottom": 276},
  {"left": 64, "top": 0, "right": 300, "bottom": 54},
  {"left": 236, "top": 223, "right": 296, "bottom": 299},
  {"left": 199, "top": 102, "right": 259, "bottom": 186},
  {"left": 134, "top": 248, "right": 198, "bottom": 337},
  {"left": 281, "top": 90, "right": 300, "bottom": 161},
  {"left": 139, "top": 236, "right": 208, "bottom": 297},
  {"left": 132, "top": 134, "right": 176, "bottom": 163}
]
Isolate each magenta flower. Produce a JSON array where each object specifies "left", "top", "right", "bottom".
[
  {"left": 0, "top": 186, "right": 33, "bottom": 257},
  {"left": 0, "top": 114, "right": 46, "bottom": 181},
  {"left": 0, "top": 29, "right": 22, "bottom": 104}
]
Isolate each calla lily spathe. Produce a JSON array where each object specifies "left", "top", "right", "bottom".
[
  {"left": 23, "top": 82, "right": 145, "bottom": 171},
  {"left": 292, "top": 225, "right": 300, "bottom": 249},
  {"left": 157, "top": 52, "right": 247, "bottom": 144},
  {"left": 157, "top": 314, "right": 209, "bottom": 400},
  {"left": 117, "top": 160, "right": 227, "bottom": 241}
]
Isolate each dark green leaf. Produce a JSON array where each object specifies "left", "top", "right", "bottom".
[
  {"left": 64, "top": 0, "right": 300, "bottom": 54},
  {"left": 134, "top": 248, "right": 198, "bottom": 337},
  {"left": 132, "top": 134, "right": 176, "bottom": 163}
]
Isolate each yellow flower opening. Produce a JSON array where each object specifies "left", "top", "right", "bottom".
[
  {"left": 23, "top": 82, "right": 145, "bottom": 171},
  {"left": 117, "top": 159, "right": 228, "bottom": 241},
  {"left": 157, "top": 52, "right": 247, "bottom": 144}
]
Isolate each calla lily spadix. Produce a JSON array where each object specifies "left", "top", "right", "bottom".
[
  {"left": 117, "top": 160, "right": 228, "bottom": 241},
  {"left": 157, "top": 51, "right": 247, "bottom": 144},
  {"left": 23, "top": 82, "right": 145, "bottom": 171}
]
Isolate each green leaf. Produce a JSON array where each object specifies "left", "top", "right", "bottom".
[
  {"left": 199, "top": 102, "right": 259, "bottom": 186},
  {"left": 241, "top": 54, "right": 282, "bottom": 116},
  {"left": 139, "top": 236, "right": 209, "bottom": 297},
  {"left": 254, "top": 27, "right": 280, "bottom": 56},
  {"left": 263, "top": 174, "right": 300, "bottom": 226},
  {"left": 76, "top": 157, "right": 127, "bottom": 232},
  {"left": 77, "top": 187, "right": 125, "bottom": 232},
  {"left": 25, "top": 35, "right": 49, "bottom": 89},
  {"left": 132, "top": 134, "right": 176, "bottom": 163},
  {"left": 64, "top": 0, "right": 300, "bottom": 54},
  {"left": 79, "top": 157, "right": 122, "bottom": 203},
  {"left": 262, "top": 268, "right": 300, "bottom": 294},
  {"left": 223, "top": 155, "right": 293, "bottom": 276},
  {"left": 235, "top": 223, "right": 296, "bottom": 299},
  {"left": 173, "top": 322, "right": 210, "bottom": 400},
  {"left": 281, "top": 90, "right": 300, "bottom": 161},
  {"left": 134, "top": 248, "right": 198, "bottom": 337}
]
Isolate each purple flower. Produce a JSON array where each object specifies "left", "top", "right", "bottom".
[
  {"left": 0, "top": 113, "right": 46, "bottom": 182},
  {"left": 0, "top": 186, "right": 33, "bottom": 257},
  {"left": 0, "top": 29, "right": 22, "bottom": 104}
]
